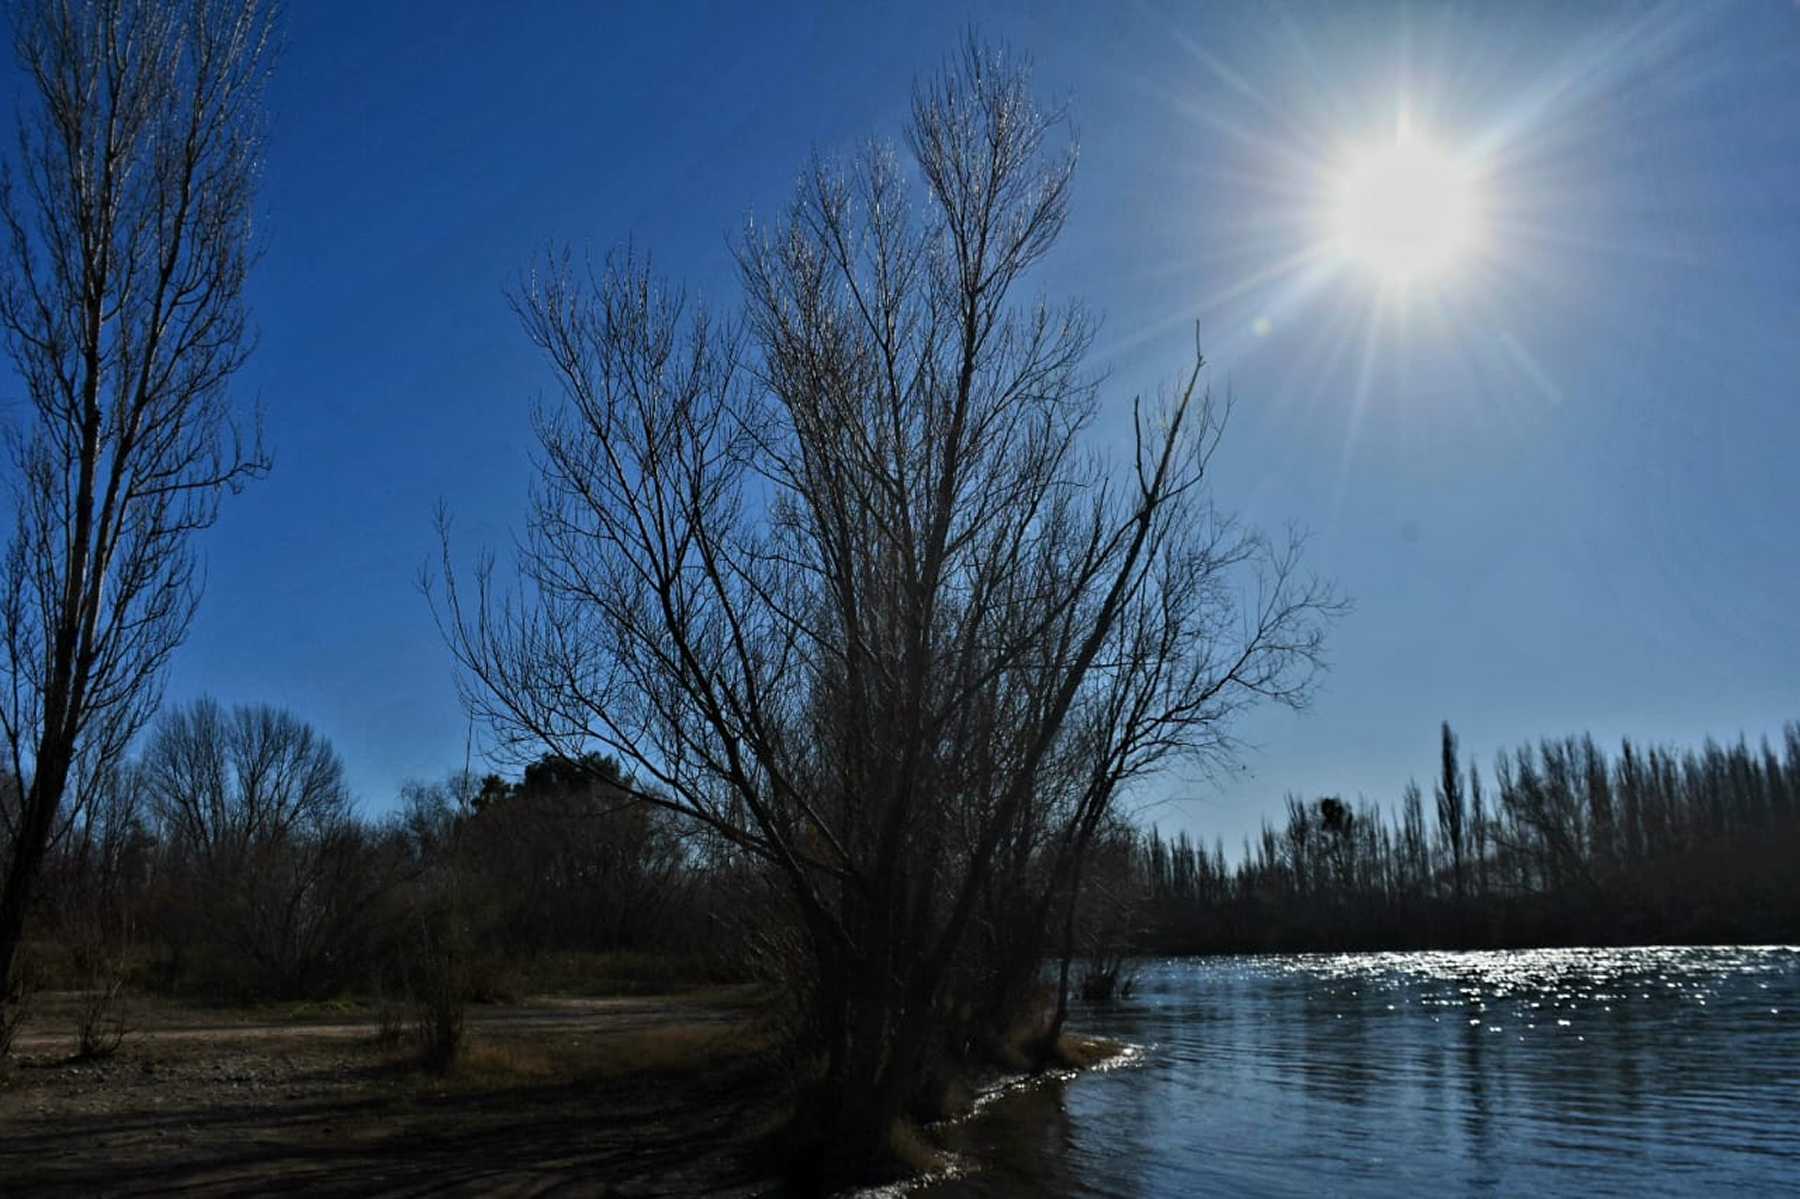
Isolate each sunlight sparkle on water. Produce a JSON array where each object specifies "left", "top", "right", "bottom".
[{"left": 924, "top": 948, "right": 1800, "bottom": 1197}]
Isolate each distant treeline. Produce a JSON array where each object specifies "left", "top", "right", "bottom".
[
  {"left": 6, "top": 697, "right": 735, "bottom": 1004},
  {"left": 20, "top": 707, "right": 1796, "bottom": 1005},
  {"left": 1128, "top": 721, "right": 1800, "bottom": 953}
]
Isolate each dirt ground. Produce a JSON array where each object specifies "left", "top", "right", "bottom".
[{"left": 0, "top": 987, "right": 785, "bottom": 1196}]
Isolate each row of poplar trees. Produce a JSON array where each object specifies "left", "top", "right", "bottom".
[{"left": 1136, "top": 720, "right": 1800, "bottom": 951}]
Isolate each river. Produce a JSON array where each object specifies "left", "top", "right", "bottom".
[{"left": 919, "top": 946, "right": 1800, "bottom": 1196}]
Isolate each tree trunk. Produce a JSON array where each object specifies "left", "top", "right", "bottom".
[{"left": 0, "top": 742, "right": 75, "bottom": 1011}]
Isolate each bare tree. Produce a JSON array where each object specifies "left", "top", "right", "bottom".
[
  {"left": 142, "top": 699, "right": 363, "bottom": 996},
  {"left": 145, "top": 699, "right": 347, "bottom": 858},
  {"left": 1470, "top": 760, "right": 1488, "bottom": 898},
  {"left": 1436, "top": 721, "right": 1466, "bottom": 904},
  {"left": 1400, "top": 779, "right": 1429, "bottom": 896},
  {"left": 0, "top": 0, "right": 277, "bottom": 1018},
  {"left": 433, "top": 37, "right": 1339, "bottom": 1181}
]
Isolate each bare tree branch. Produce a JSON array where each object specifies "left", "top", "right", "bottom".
[
  {"left": 0, "top": 0, "right": 276, "bottom": 1011},
  {"left": 431, "top": 36, "right": 1343, "bottom": 1181}
]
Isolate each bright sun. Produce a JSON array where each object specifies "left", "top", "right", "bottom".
[{"left": 1331, "top": 125, "right": 1479, "bottom": 283}]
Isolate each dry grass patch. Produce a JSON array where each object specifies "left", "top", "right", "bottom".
[
  {"left": 591, "top": 1022, "right": 769, "bottom": 1079},
  {"left": 453, "top": 1038, "right": 564, "bottom": 1083},
  {"left": 419, "top": 1020, "right": 773, "bottom": 1094}
]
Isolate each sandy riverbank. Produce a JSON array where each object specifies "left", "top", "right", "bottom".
[{"left": 1, "top": 987, "right": 778, "bottom": 1196}]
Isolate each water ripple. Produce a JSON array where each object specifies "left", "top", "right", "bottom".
[{"left": 922, "top": 946, "right": 1800, "bottom": 1197}]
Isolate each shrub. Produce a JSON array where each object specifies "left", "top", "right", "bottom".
[{"left": 73, "top": 972, "right": 129, "bottom": 1059}]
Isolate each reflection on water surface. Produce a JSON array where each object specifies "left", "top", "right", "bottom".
[{"left": 919, "top": 946, "right": 1800, "bottom": 1197}]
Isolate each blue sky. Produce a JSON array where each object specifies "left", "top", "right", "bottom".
[{"left": 11, "top": 1, "right": 1795, "bottom": 855}]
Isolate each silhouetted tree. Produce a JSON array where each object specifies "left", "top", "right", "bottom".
[
  {"left": 1128, "top": 719, "right": 1800, "bottom": 954},
  {"left": 1469, "top": 762, "right": 1488, "bottom": 899},
  {"left": 143, "top": 699, "right": 367, "bottom": 996},
  {"left": 1400, "top": 780, "right": 1428, "bottom": 900},
  {"left": 1436, "top": 722, "right": 1467, "bottom": 905},
  {"left": 0, "top": 0, "right": 277, "bottom": 1026},
  {"left": 433, "top": 37, "right": 1340, "bottom": 1183},
  {"left": 462, "top": 752, "right": 688, "bottom": 953}
]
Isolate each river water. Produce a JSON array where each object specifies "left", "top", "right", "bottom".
[{"left": 920, "top": 946, "right": 1800, "bottom": 1196}]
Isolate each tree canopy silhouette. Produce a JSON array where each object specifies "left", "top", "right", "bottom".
[
  {"left": 433, "top": 36, "right": 1340, "bottom": 1184},
  {"left": 0, "top": 0, "right": 277, "bottom": 1022}
]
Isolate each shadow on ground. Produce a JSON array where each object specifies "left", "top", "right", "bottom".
[{"left": 2, "top": 1054, "right": 781, "bottom": 1196}]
